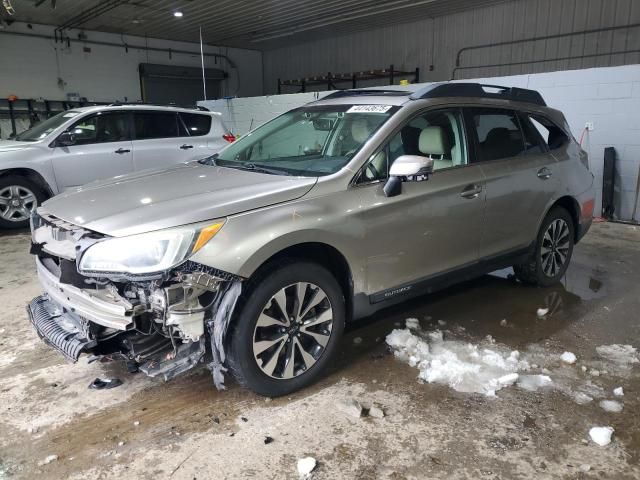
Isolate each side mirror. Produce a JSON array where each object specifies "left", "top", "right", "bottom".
[
  {"left": 383, "top": 155, "right": 434, "bottom": 197},
  {"left": 57, "top": 131, "right": 76, "bottom": 147}
]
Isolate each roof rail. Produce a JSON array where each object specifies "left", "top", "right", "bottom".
[
  {"left": 106, "top": 102, "right": 210, "bottom": 111},
  {"left": 409, "top": 82, "right": 546, "bottom": 106},
  {"left": 322, "top": 89, "right": 412, "bottom": 99}
]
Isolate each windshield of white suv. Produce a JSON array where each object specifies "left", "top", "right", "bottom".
[
  {"left": 205, "top": 104, "right": 400, "bottom": 176},
  {"left": 14, "top": 110, "right": 81, "bottom": 142}
]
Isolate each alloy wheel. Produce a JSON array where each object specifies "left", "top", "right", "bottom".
[
  {"left": 0, "top": 185, "right": 37, "bottom": 222},
  {"left": 541, "top": 218, "right": 570, "bottom": 277},
  {"left": 252, "top": 282, "right": 333, "bottom": 379}
]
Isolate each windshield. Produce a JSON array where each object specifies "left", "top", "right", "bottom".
[
  {"left": 14, "top": 110, "right": 81, "bottom": 142},
  {"left": 209, "top": 104, "right": 399, "bottom": 176}
]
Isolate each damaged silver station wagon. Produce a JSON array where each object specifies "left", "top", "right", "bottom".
[{"left": 27, "top": 83, "right": 595, "bottom": 396}]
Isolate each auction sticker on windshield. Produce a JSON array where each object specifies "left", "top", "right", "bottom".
[{"left": 347, "top": 105, "right": 393, "bottom": 113}]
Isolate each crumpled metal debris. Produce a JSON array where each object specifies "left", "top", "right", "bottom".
[
  {"left": 88, "top": 377, "right": 123, "bottom": 390},
  {"left": 206, "top": 281, "right": 242, "bottom": 389}
]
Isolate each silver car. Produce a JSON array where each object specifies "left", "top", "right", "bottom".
[
  {"left": 27, "top": 83, "right": 595, "bottom": 396},
  {"left": 0, "top": 104, "right": 233, "bottom": 229}
]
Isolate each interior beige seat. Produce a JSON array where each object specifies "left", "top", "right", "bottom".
[{"left": 419, "top": 126, "right": 452, "bottom": 170}]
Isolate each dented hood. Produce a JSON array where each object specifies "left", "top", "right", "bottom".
[{"left": 42, "top": 162, "right": 317, "bottom": 237}]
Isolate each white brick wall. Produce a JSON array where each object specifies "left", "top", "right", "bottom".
[{"left": 200, "top": 64, "right": 640, "bottom": 222}]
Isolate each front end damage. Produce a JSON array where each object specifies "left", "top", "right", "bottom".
[{"left": 27, "top": 210, "right": 242, "bottom": 389}]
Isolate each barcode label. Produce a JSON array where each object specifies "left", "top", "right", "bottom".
[{"left": 346, "top": 105, "right": 393, "bottom": 113}]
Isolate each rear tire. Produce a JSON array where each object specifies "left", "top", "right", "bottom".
[
  {"left": 0, "top": 175, "right": 46, "bottom": 229},
  {"left": 227, "top": 261, "right": 345, "bottom": 397},
  {"left": 513, "top": 206, "right": 574, "bottom": 287}
]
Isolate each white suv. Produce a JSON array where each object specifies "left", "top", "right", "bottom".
[{"left": 0, "top": 104, "right": 234, "bottom": 228}]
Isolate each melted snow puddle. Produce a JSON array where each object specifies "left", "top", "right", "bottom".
[{"left": 386, "top": 319, "right": 637, "bottom": 401}]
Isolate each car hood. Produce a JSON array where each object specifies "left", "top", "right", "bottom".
[
  {"left": 42, "top": 162, "right": 318, "bottom": 237},
  {"left": 0, "top": 140, "right": 36, "bottom": 152}
]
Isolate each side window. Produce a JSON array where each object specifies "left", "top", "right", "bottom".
[
  {"left": 470, "top": 108, "right": 526, "bottom": 161},
  {"left": 180, "top": 113, "right": 212, "bottom": 137},
  {"left": 69, "top": 112, "right": 131, "bottom": 145},
  {"left": 357, "top": 108, "right": 468, "bottom": 184},
  {"left": 134, "top": 112, "right": 183, "bottom": 140},
  {"left": 518, "top": 114, "right": 546, "bottom": 155},
  {"left": 528, "top": 115, "right": 569, "bottom": 150}
]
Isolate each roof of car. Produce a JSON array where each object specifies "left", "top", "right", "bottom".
[{"left": 70, "top": 104, "right": 221, "bottom": 115}]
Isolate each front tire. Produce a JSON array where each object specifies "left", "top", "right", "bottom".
[
  {"left": 514, "top": 206, "right": 574, "bottom": 286},
  {"left": 227, "top": 262, "right": 345, "bottom": 397},
  {"left": 0, "top": 175, "right": 46, "bottom": 229}
]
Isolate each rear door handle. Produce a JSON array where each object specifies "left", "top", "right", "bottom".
[
  {"left": 537, "top": 167, "right": 553, "bottom": 179},
  {"left": 460, "top": 184, "right": 482, "bottom": 199},
  {"left": 114, "top": 148, "right": 130, "bottom": 154},
  {"left": 180, "top": 144, "right": 194, "bottom": 150}
]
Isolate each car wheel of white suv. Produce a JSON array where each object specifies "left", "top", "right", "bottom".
[
  {"left": 513, "top": 206, "right": 575, "bottom": 287},
  {"left": 227, "top": 261, "right": 345, "bottom": 396},
  {"left": 0, "top": 175, "right": 46, "bottom": 229}
]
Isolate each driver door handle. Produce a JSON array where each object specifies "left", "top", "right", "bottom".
[
  {"left": 114, "top": 148, "right": 130, "bottom": 154},
  {"left": 537, "top": 167, "right": 553, "bottom": 180},
  {"left": 460, "top": 184, "right": 482, "bottom": 199},
  {"left": 180, "top": 144, "right": 194, "bottom": 150}
]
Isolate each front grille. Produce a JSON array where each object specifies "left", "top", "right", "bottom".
[{"left": 27, "top": 295, "right": 96, "bottom": 362}]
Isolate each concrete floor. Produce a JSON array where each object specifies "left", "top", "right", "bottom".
[{"left": 0, "top": 222, "right": 639, "bottom": 479}]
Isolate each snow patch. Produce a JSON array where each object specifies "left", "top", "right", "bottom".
[
  {"left": 589, "top": 426, "right": 614, "bottom": 446},
  {"left": 599, "top": 400, "right": 623, "bottom": 413},
  {"left": 560, "top": 352, "right": 577, "bottom": 364},
  {"left": 536, "top": 308, "right": 549, "bottom": 317},
  {"left": 297, "top": 457, "right": 317, "bottom": 478},
  {"left": 596, "top": 344, "right": 638, "bottom": 365},
  {"left": 517, "top": 374, "right": 553, "bottom": 392},
  {"left": 385, "top": 328, "right": 529, "bottom": 396}
]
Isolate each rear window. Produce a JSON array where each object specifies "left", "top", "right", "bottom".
[
  {"left": 134, "top": 112, "right": 186, "bottom": 139},
  {"left": 180, "top": 113, "right": 212, "bottom": 136}
]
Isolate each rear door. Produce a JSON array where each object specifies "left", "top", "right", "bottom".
[
  {"left": 132, "top": 111, "right": 205, "bottom": 171},
  {"left": 180, "top": 112, "right": 228, "bottom": 154},
  {"left": 354, "top": 107, "right": 486, "bottom": 297},
  {"left": 466, "top": 107, "right": 558, "bottom": 258},
  {"left": 50, "top": 111, "right": 133, "bottom": 189}
]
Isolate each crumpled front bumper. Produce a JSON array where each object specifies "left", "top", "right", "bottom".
[{"left": 26, "top": 295, "right": 96, "bottom": 362}]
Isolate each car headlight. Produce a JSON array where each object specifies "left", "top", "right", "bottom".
[{"left": 78, "top": 220, "right": 224, "bottom": 275}]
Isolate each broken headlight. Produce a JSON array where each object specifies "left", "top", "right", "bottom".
[{"left": 78, "top": 221, "right": 224, "bottom": 275}]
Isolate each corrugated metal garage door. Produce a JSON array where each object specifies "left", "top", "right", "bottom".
[{"left": 139, "top": 63, "right": 226, "bottom": 105}]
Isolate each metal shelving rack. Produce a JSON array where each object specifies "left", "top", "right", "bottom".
[
  {"left": 0, "top": 98, "right": 108, "bottom": 138},
  {"left": 277, "top": 65, "right": 420, "bottom": 94}
]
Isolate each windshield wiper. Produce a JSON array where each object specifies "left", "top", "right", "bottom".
[
  {"left": 226, "top": 163, "right": 291, "bottom": 176},
  {"left": 199, "top": 154, "right": 219, "bottom": 166}
]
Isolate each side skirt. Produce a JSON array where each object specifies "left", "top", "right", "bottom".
[{"left": 352, "top": 245, "right": 532, "bottom": 320}]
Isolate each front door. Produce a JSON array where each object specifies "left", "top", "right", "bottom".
[
  {"left": 353, "top": 108, "right": 486, "bottom": 298},
  {"left": 50, "top": 111, "right": 134, "bottom": 190}
]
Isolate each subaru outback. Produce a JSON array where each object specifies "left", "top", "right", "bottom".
[{"left": 27, "top": 83, "right": 595, "bottom": 396}]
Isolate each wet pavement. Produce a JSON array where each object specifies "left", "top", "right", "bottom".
[{"left": 0, "top": 221, "right": 639, "bottom": 479}]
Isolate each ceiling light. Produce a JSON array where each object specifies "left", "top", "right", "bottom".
[{"left": 173, "top": 11, "right": 183, "bottom": 18}]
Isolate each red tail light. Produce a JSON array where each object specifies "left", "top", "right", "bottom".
[{"left": 222, "top": 133, "right": 236, "bottom": 143}]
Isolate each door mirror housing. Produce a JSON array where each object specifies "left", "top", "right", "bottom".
[
  {"left": 383, "top": 155, "right": 434, "bottom": 197},
  {"left": 57, "top": 131, "right": 76, "bottom": 147}
]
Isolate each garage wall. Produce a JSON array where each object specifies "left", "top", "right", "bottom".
[
  {"left": 262, "top": 0, "right": 640, "bottom": 95},
  {"left": 0, "top": 22, "right": 263, "bottom": 102},
  {"left": 200, "top": 64, "right": 640, "bottom": 223}
]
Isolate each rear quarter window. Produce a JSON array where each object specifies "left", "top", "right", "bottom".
[
  {"left": 180, "top": 113, "right": 212, "bottom": 137},
  {"left": 528, "top": 115, "right": 569, "bottom": 150}
]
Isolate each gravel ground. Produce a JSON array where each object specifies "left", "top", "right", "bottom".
[{"left": 0, "top": 221, "right": 639, "bottom": 479}]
